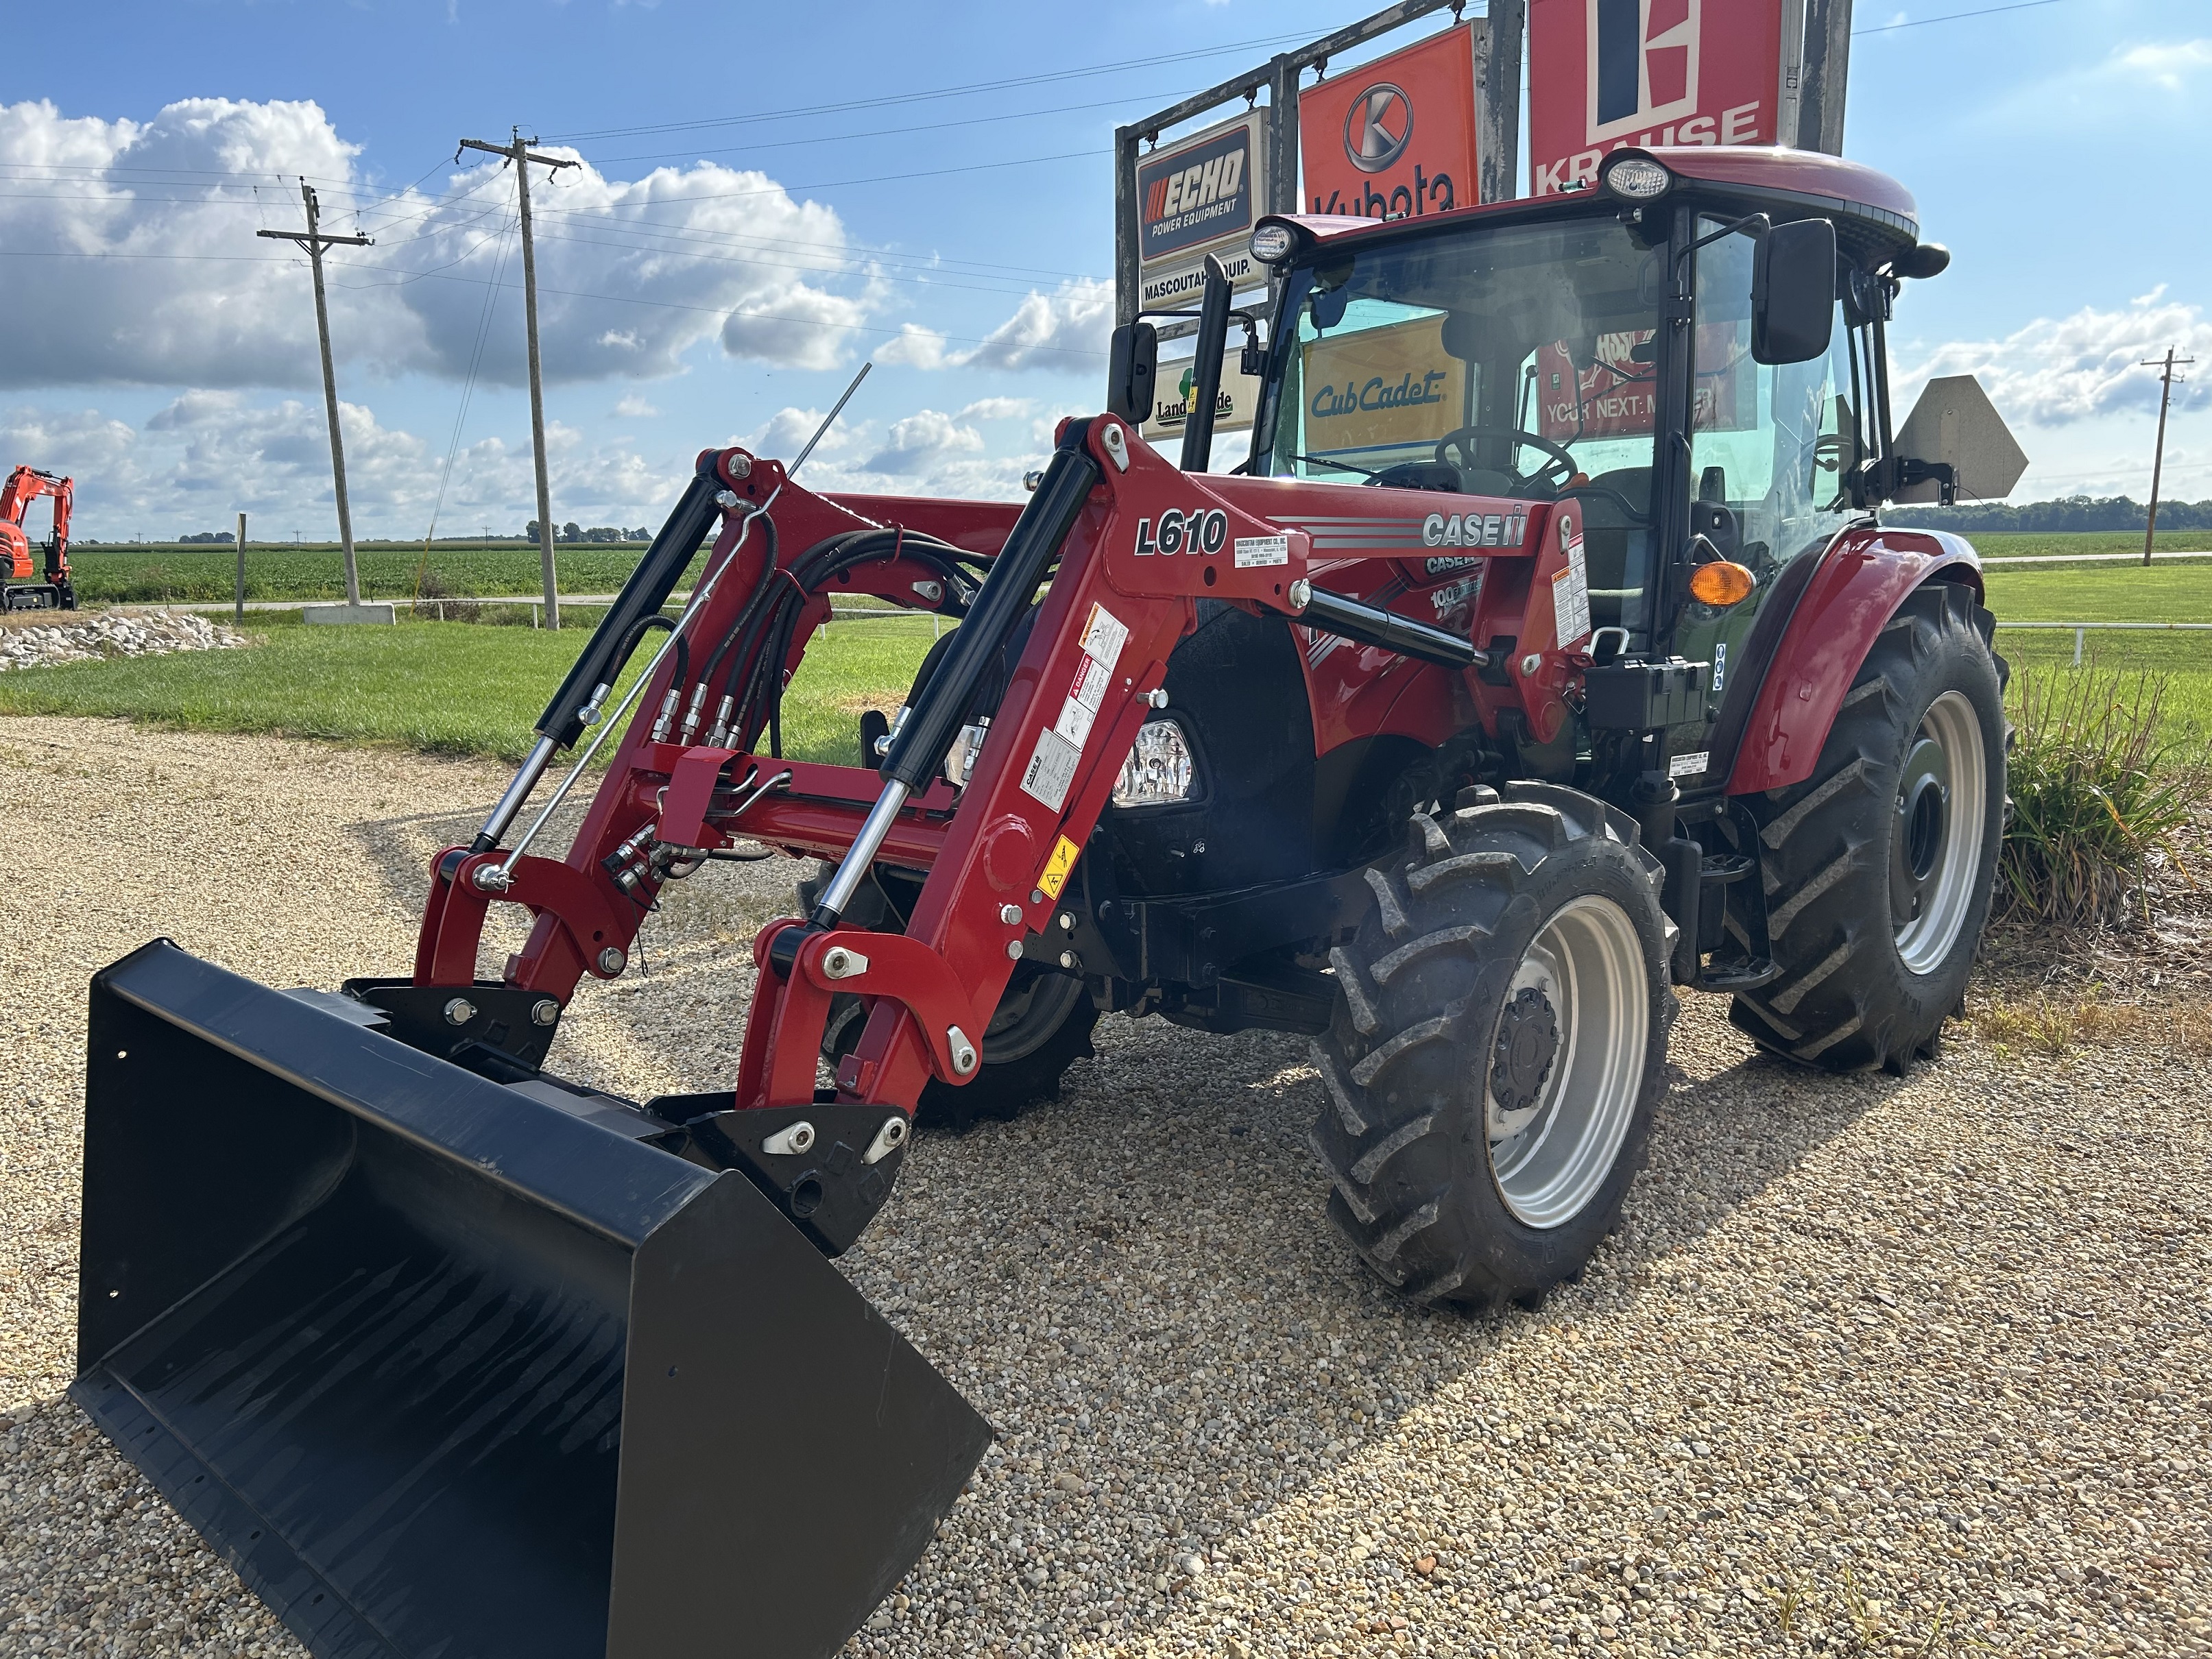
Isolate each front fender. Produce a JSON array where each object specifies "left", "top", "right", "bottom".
[{"left": 1723, "top": 527, "right": 1983, "bottom": 795}]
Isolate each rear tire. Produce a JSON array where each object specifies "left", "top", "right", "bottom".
[
  {"left": 1730, "top": 583, "right": 2006, "bottom": 1072},
  {"left": 1310, "top": 784, "right": 1675, "bottom": 1309}
]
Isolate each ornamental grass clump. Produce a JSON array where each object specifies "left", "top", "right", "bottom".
[{"left": 1997, "top": 663, "right": 2206, "bottom": 928}]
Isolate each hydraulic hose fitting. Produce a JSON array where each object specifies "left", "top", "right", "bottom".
[
  {"left": 705, "top": 694, "right": 735, "bottom": 749},
  {"left": 649, "top": 689, "right": 681, "bottom": 743},
  {"left": 679, "top": 681, "right": 711, "bottom": 743}
]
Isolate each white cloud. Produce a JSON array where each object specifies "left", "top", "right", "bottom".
[
  {"left": 0, "top": 95, "right": 882, "bottom": 390},
  {"left": 956, "top": 396, "right": 1035, "bottom": 422},
  {"left": 610, "top": 394, "right": 659, "bottom": 418},
  {"left": 876, "top": 324, "right": 951, "bottom": 370},
  {"left": 963, "top": 278, "right": 1114, "bottom": 373},
  {"left": 738, "top": 403, "right": 1037, "bottom": 500},
  {"left": 863, "top": 409, "right": 984, "bottom": 476},
  {"left": 2112, "top": 38, "right": 2212, "bottom": 90},
  {"left": 0, "top": 391, "right": 688, "bottom": 539},
  {"left": 1895, "top": 298, "right": 2212, "bottom": 428}
]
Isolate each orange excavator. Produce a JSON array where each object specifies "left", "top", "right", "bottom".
[{"left": 2, "top": 465, "right": 76, "bottom": 610}]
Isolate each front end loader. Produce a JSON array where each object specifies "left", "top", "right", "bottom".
[{"left": 77, "top": 144, "right": 2018, "bottom": 1658}]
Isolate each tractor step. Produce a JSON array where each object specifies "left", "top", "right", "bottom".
[{"left": 1696, "top": 952, "right": 1781, "bottom": 991}]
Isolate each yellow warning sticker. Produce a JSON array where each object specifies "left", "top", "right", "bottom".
[{"left": 1037, "top": 834, "right": 1081, "bottom": 900}]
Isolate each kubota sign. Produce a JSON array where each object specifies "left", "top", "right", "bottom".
[
  {"left": 1527, "top": 0, "right": 1787, "bottom": 195},
  {"left": 1299, "top": 25, "right": 1481, "bottom": 223}
]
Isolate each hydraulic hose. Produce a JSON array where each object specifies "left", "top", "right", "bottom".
[
  {"left": 535, "top": 459, "right": 725, "bottom": 750},
  {"left": 878, "top": 421, "right": 1098, "bottom": 791}
]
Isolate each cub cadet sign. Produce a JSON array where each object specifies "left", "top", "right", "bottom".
[
  {"left": 1528, "top": 0, "right": 1789, "bottom": 195},
  {"left": 1135, "top": 111, "right": 1268, "bottom": 308},
  {"left": 1299, "top": 314, "right": 1465, "bottom": 462}
]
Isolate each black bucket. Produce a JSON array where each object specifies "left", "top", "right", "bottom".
[{"left": 74, "top": 941, "right": 991, "bottom": 1659}]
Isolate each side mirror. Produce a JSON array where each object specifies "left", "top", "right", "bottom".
[
  {"left": 1751, "top": 219, "right": 1837, "bottom": 365},
  {"left": 1106, "top": 322, "right": 1158, "bottom": 426}
]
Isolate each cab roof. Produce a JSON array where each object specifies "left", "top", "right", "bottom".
[{"left": 1278, "top": 146, "right": 1923, "bottom": 264}]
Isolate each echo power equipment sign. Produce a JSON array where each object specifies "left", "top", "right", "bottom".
[
  {"left": 1135, "top": 111, "right": 1267, "bottom": 308},
  {"left": 1527, "top": 0, "right": 1786, "bottom": 195},
  {"left": 1297, "top": 24, "right": 1482, "bottom": 223}
]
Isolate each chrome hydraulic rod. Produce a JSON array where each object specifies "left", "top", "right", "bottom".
[{"left": 810, "top": 780, "right": 911, "bottom": 922}]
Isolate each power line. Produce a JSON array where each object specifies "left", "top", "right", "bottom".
[
  {"left": 540, "top": 32, "right": 1317, "bottom": 144},
  {"left": 1853, "top": 0, "right": 2068, "bottom": 35}
]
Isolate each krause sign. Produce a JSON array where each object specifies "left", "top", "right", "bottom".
[
  {"left": 1299, "top": 24, "right": 1482, "bottom": 223},
  {"left": 1136, "top": 110, "right": 1268, "bottom": 309},
  {"left": 1528, "top": 0, "right": 1787, "bottom": 196}
]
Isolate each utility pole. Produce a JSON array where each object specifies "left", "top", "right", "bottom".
[
  {"left": 1797, "top": 0, "right": 1853, "bottom": 154},
  {"left": 259, "top": 182, "right": 372, "bottom": 605},
  {"left": 2139, "top": 347, "right": 2192, "bottom": 567},
  {"left": 459, "top": 130, "right": 578, "bottom": 629}
]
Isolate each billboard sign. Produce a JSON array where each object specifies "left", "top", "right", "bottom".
[
  {"left": 1298, "top": 24, "right": 1482, "bottom": 223},
  {"left": 1136, "top": 110, "right": 1269, "bottom": 309},
  {"left": 1528, "top": 0, "right": 1786, "bottom": 196},
  {"left": 1298, "top": 314, "right": 1467, "bottom": 462},
  {"left": 1140, "top": 348, "right": 1266, "bottom": 444}
]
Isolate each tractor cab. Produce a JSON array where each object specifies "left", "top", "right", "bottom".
[{"left": 1239, "top": 145, "right": 1971, "bottom": 714}]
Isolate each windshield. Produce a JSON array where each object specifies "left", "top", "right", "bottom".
[{"left": 1264, "top": 215, "right": 1663, "bottom": 511}]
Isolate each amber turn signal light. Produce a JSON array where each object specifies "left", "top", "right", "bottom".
[{"left": 1687, "top": 561, "right": 1756, "bottom": 606}]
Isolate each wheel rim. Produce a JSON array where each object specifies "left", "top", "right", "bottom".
[
  {"left": 981, "top": 966, "right": 1085, "bottom": 1063},
  {"left": 1891, "top": 688, "right": 1987, "bottom": 974},
  {"left": 1484, "top": 895, "right": 1648, "bottom": 1230}
]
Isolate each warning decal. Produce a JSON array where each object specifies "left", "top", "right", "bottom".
[
  {"left": 1080, "top": 602, "right": 1129, "bottom": 670},
  {"left": 1551, "top": 515, "right": 1591, "bottom": 648},
  {"left": 1055, "top": 649, "right": 1115, "bottom": 749},
  {"left": 1020, "top": 728, "right": 1082, "bottom": 812},
  {"left": 1037, "top": 834, "right": 1081, "bottom": 900}
]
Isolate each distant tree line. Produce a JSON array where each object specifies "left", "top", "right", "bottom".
[
  {"left": 176, "top": 530, "right": 235, "bottom": 544},
  {"left": 526, "top": 520, "right": 652, "bottom": 544},
  {"left": 1884, "top": 495, "right": 2212, "bottom": 533}
]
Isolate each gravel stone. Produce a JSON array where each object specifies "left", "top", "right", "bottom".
[
  {"left": 3, "top": 716, "right": 2208, "bottom": 1657},
  {"left": 0, "top": 609, "right": 247, "bottom": 671}
]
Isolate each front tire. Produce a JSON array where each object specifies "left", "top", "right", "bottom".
[
  {"left": 1730, "top": 583, "right": 2006, "bottom": 1072},
  {"left": 1310, "top": 784, "right": 1676, "bottom": 1309}
]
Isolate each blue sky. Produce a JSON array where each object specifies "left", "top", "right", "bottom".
[{"left": 3, "top": 0, "right": 2206, "bottom": 540}]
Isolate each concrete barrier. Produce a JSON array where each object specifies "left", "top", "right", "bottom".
[{"left": 302, "top": 603, "right": 396, "bottom": 626}]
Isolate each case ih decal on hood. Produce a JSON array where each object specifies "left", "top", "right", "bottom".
[{"left": 1423, "top": 509, "right": 1528, "bottom": 550}]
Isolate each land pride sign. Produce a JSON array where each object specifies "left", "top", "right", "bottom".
[{"left": 1527, "top": 0, "right": 1794, "bottom": 195}]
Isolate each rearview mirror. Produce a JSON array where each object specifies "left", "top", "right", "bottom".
[
  {"left": 1107, "top": 322, "right": 1158, "bottom": 426},
  {"left": 1751, "top": 219, "right": 1836, "bottom": 365}
]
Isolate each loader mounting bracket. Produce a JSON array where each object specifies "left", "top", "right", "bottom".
[
  {"left": 654, "top": 1093, "right": 911, "bottom": 1257},
  {"left": 343, "top": 976, "right": 564, "bottom": 1069}
]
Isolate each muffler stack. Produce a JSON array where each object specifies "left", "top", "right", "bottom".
[{"left": 75, "top": 941, "right": 990, "bottom": 1659}]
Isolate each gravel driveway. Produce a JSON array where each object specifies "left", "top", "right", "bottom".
[{"left": 3, "top": 716, "right": 2206, "bottom": 1658}]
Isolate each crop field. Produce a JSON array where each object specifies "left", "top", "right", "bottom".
[
  {"left": 63, "top": 542, "right": 706, "bottom": 604},
  {"left": 1971, "top": 529, "right": 2212, "bottom": 561}
]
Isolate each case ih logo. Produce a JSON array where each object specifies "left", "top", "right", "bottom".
[
  {"left": 1343, "top": 83, "right": 1413, "bottom": 173},
  {"left": 1588, "top": 0, "right": 1701, "bottom": 143}
]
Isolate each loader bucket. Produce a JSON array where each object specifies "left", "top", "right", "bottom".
[{"left": 73, "top": 941, "right": 991, "bottom": 1659}]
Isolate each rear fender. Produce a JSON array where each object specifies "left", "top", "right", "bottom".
[{"left": 1722, "top": 526, "right": 1982, "bottom": 795}]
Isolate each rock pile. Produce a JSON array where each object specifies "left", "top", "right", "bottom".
[{"left": 0, "top": 609, "right": 248, "bottom": 671}]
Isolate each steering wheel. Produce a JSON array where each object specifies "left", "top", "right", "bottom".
[{"left": 1434, "top": 425, "right": 1580, "bottom": 494}]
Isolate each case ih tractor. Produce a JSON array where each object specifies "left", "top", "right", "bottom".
[{"left": 77, "top": 146, "right": 2011, "bottom": 1657}]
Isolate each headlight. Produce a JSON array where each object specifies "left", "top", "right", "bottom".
[
  {"left": 1249, "top": 220, "right": 1297, "bottom": 265},
  {"left": 1112, "top": 718, "right": 1196, "bottom": 808},
  {"left": 1601, "top": 155, "right": 1672, "bottom": 201}
]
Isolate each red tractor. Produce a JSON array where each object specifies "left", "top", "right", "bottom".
[
  {"left": 77, "top": 146, "right": 2010, "bottom": 1658},
  {"left": 1, "top": 465, "right": 76, "bottom": 609}
]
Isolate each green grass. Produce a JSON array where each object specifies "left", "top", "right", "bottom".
[
  {"left": 63, "top": 544, "right": 710, "bottom": 605},
  {"left": 1982, "top": 559, "right": 2212, "bottom": 622},
  {"left": 1971, "top": 529, "right": 2212, "bottom": 560},
  {"left": 0, "top": 613, "right": 936, "bottom": 765}
]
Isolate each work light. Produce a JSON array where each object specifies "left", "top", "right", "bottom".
[
  {"left": 1601, "top": 156, "right": 1672, "bottom": 201},
  {"left": 1113, "top": 718, "right": 1197, "bottom": 807},
  {"left": 1249, "top": 221, "right": 1298, "bottom": 265}
]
